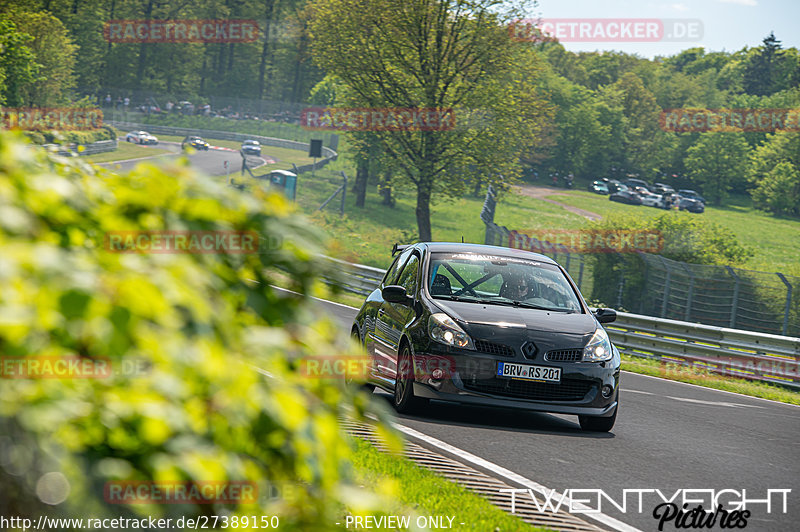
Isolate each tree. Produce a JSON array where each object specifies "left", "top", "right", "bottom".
[
  {"left": 742, "top": 32, "right": 798, "bottom": 96},
  {"left": 0, "top": 18, "right": 38, "bottom": 106},
  {"left": 684, "top": 133, "right": 750, "bottom": 205},
  {"left": 748, "top": 132, "right": 800, "bottom": 217},
  {"left": 307, "top": 0, "right": 553, "bottom": 241},
  {"left": 8, "top": 10, "right": 78, "bottom": 106}
]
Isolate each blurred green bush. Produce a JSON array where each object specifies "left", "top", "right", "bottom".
[{"left": 0, "top": 131, "right": 391, "bottom": 529}]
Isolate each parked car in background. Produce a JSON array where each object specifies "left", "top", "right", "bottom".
[
  {"left": 609, "top": 189, "right": 642, "bottom": 205},
  {"left": 640, "top": 192, "right": 666, "bottom": 208},
  {"left": 241, "top": 139, "right": 262, "bottom": 156},
  {"left": 631, "top": 186, "right": 650, "bottom": 196},
  {"left": 605, "top": 180, "right": 628, "bottom": 194},
  {"left": 351, "top": 242, "right": 621, "bottom": 431},
  {"left": 624, "top": 178, "right": 651, "bottom": 191},
  {"left": 652, "top": 183, "right": 675, "bottom": 195},
  {"left": 588, "top": 180, "right": 609, "bottom": 194},
  {"left": 124, "top": 131, "right": 158, "bottom": 145},
  {"left": 678, "top": 198, "right": 705, "bottom": 213},
  {"left": 678, "top": 189, "right": 706, "bottom": 204},
  {"left": 181, "top": 136, "right": 210, "bottom": 151}
]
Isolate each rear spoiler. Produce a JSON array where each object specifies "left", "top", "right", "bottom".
[{"left": 392, "top": 243, "right": 412, "bottom": 257}]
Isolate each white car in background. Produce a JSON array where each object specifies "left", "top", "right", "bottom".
[
  {"left": 124, "top": 131, "right": 159, "bottom": 145},
  {"left": 640, "top": 191, "right": 666, "bottom": 208}
]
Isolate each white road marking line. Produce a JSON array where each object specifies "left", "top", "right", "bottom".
[
  {"left": 622, "top": 371, "right": 800, "bottom": 408},
  {"left": 625, "top": 389, "right": 654, "bottom": 395},
  {"left": 393, "top": 422, "right": 643, "bottom": 532},
  {"left": 665, "top": 396, "right": 764, "bottom": 408}
]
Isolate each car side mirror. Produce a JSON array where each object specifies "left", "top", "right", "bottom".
[
  {"left": 382, "top": 285, "right": 412, "bottom": 305},
  {"left": 593, "top": 308, "right": 617, "bottom": 324}
]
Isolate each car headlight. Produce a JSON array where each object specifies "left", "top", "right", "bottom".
[
  {"left": 428, "top": 313, "right": 474, "bottom": 350},
  {"left": 583, "top": 327, "right": 612, "bottom": 362}
]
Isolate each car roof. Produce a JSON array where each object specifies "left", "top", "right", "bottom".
[{"left": 411, "top": 242, "right": 557, "bottom": 265}]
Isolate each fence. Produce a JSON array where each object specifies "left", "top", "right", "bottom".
[
  {"left": 313, "top": 254, "right": 800, "bottom": 389},
  {"left": 106, "top": 120, "right": 337, "bottom": 175},
  {"left": 485, "top": 220, "right": 800, "bottom": 338}
]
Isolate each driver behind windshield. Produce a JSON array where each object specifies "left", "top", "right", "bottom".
[{"left": 501, "top": 271, "right": 533, "bottom": 300}]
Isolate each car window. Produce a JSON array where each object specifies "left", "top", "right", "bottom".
[
  {"left": 428, "top": 252, "right": 582, "bottom": 311},
  {"left": 382, "top": 248, "right": 413, "bottom": 285},
  {"left": 395, "top": 253, "right": 420, "bottom": 294}
]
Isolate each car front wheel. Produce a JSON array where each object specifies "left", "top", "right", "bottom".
[
  {"left": 578, "top": 398, "right": 618, "bottom": 432},
  {"left": 393, "top": 345, "right": 426, "bottom": 413}
]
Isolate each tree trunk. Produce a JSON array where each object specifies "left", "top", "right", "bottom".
[
  {"left": 257, "top": 5, "right": 274, "bottom": 98},
  {"left": 415, "top": 183, "right": 432, "bottom": 242},
  {"left": 354, "top": 158, "right": 368, "bottom": 207},
  {"left": 473, "top": 178, "right": 482, "bottom": 197},
  {"left": 135, "top": 0, "right": 155, "bottom": 83}
]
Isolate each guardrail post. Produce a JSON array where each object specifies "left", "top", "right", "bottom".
[
  {"left": 340, "top": 171, "right": 347, "bottom": 216},
  {"left": 681, "top": 262, "right": 695, "bottom": 322},
  {"left": 776, "top": 272, "right": 792, "bottom": 336},
  {"left": 658, "top": 255, "right": 671, "bottom": 318},
  {"left": 725, "top": 266, "right": 740, "bottom": 328}
]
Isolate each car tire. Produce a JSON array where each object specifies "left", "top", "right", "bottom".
[
  {"left": 578, "top": 398, "right": 618, "bottom": 432},
  {"left": 393, "top": 344, "right": 426, "bottom": 414}
]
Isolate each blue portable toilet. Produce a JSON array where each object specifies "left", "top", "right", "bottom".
[{"left": 267, "top": 170, "right": 297, "bottom": 201}]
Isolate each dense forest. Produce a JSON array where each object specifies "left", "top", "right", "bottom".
[{"left": 1, "top": 0, "right": 799, "bottom": 223}]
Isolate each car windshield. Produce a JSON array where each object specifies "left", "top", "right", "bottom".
[{"left": 427, "top": 252, "right": 582, "bottom": 312}]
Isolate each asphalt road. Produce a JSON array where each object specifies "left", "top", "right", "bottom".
[
  {"left": 97, "top": 141, "right": 266, "bottom": 176},
  {"left": 318, "top": 298, "right": 800, "bottom": 532}
]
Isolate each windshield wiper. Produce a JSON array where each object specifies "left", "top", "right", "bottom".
[
  {"left": 483, "top": 299, "right": 576, "bottom": 313},
  {"left": 432, "top": 294, "right": 482, "bottom": 303}
]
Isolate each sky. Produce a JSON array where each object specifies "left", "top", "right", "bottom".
[{"left": 530, "top": 0, "right": 800, "bottom": 58}]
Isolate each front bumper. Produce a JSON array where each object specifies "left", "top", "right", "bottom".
[{"left": 411, "top": 344, "right": 620, "bottom": 417}]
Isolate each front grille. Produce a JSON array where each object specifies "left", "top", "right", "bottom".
[
  {"left": 463, "top": 378, "right": 592, "bottom": 401},
  {"left": 545, "top": 349, "right": 583, "bottom": 362},
  {"left": 474, "top": 340, "right": 515, "bottom": 357}
]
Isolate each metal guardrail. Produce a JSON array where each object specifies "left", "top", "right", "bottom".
[
  {"left": 41, "top": 138, "right": 118, "bottom": 157},
  {"left": 320, "top": 256, "right": 385, "bottom": 295},
  {"left": 322, "top": 256, "right": 800, "bottom": 389},
  {"left": 607, "top": 312, "right": 800, "bottom": 389},
  {"left": 106, "top": 120, "right": 337, "bottom": 174}
]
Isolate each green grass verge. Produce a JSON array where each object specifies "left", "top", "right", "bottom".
[
  {"left": 83, "top": 140, "right": 170, "bottom": 163},
  {"left": 350, "top": 437, "right": 543, "bottom": 531},
  {"left": 621, "top": 354, "right": 800, "bottom": 405},
  {"left": 550, "top": 191, "right": 800, "bottom": 275}
]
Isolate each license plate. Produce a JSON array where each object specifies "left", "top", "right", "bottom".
[{"left": 497, "top": 362, "right": 561, "bottom": 383}]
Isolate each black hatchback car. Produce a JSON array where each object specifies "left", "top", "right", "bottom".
[{"left": 351, "top": 243, "right": 620, "bottom": 432}]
